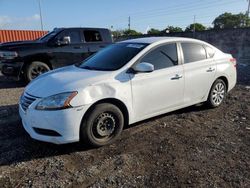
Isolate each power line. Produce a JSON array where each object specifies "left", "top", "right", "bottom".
[
  {"left": 95, "top": 0, "right": 228, "bottom": 26},
  {"left": 110, "top": 0, "right": 240, "bottom": 31},
  {"left": 103, "top": 0, "right": 239, "bottom": 26},
  {"left": 131, "top": 0, "right": 239, "bottom": 24},
  {"left": 122, "top": 0, "right": 222, "bottom": 18}
]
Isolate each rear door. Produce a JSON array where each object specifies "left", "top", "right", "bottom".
[
  {"left": 83, "top": 29, "right": 110, "bottom": 56},
  {"left": 181, "top": 42, "right": 216, "bottom": 104}
]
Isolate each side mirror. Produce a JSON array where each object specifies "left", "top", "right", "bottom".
[
  {"left": 56, "top": 36, "right": 71, "bottom": 46},
  {"left": 133, "top": 62, "right": 154, "bottom": 73}
]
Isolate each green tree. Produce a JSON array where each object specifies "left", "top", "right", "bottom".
[
  {"left": 213, "top": 12, "right": 250, "bottom": 29},
  {"left": 164, "top": 26, "right": 183, "bottom": 33},
  {"left": 111, "top": 30, "right": 124, "bottom": 38},
  {"left": 123, "top": 29, "right": 142, "bottom": 36},
  {"left": 147, "top": 28, "right": 162, "bottom": 35},
  {"left": 185, "top": 23, "right": 206, "bottom": 32}
]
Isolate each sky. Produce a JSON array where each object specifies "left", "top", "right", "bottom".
[{"left": 0, "top": 0, "right": 248, "bottom": 33}]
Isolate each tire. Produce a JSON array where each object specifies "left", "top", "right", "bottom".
[
  {"left": 207, "top": 79, "right": 227, "bottom": 108},
  {"left": 80, "top": 103, "right": 124, "bottom": 147},
  {"left": 25, "top": 61, "right": 50, "bottom": 82}
]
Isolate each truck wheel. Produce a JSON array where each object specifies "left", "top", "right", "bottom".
[
  {"left": 25, "top": 61, "right": 50, "bottom": 82},
  {"left": 207, "top": 79, "right": 227, "bottom": 108},
  {"left": 80, "top": 103, "right": 124, "bottom": 147}
]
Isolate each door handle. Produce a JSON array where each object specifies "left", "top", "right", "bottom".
[
  {"left": 74, "top": 46, "right": 83, "bottom": 49},
  {"left": 171, "top": 74, "right": 182, "bottom": 80},
  {"left": 99, "top": 45, "right": 105, "bottom": 48},
  {"left": 206, "top": 67, "right": 215, "bottom": 72}
]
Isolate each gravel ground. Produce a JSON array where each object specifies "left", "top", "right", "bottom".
[{"left": 0, "top": 64, "right": 249, "bottom": 188}]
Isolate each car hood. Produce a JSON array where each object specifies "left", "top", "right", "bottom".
[
  {"left": 0, "top": 40, "right": 42, "bottom": 51},
  {"left": 25, "top": 65, "right": 112, "bottom": 97}
]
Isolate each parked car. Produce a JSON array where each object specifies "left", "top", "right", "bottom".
[
  {"left": 0, "top": 27, "right": 113, "bottom": 82},
  {"left": 19, "top": 37, "right": 237, "bottom": 147}
]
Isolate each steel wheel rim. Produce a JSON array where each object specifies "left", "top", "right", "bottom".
[
  {"left": 30, "top": 65, "right": 48, "bottom": 79},
  {"left": 212, "top": 82, "right": 225, "bottom": 105},
  {"left": 93, "top": 112, "right": 116, "bottom": 139}
]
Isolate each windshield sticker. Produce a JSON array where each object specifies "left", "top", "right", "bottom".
[{"left": 126, "top": 44, "right": 145, "bottom": 49}]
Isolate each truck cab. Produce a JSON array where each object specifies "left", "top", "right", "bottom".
[{"left": 0, "top": 27, "right": 113, "bottom": 82}]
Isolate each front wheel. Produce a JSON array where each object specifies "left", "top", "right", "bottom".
[
  {"left": 25, "top": 61, "right": 50, "bottom": 82},
  {"left": 207, "top": 79, "right": 227, "bottom": 108},
  {"left": 80, "top": 103, "right": 124, "bottom": 147}
]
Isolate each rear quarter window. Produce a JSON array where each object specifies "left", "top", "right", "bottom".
[
  {"left": 204, "top": 45, "right": 215, "bottom": 58},
  {"left": 181, "top": 43, "right": 207, "bottom": 63}
]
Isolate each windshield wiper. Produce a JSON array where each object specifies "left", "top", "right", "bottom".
[
  {"left": 82, "top": 66, "right": 108, "bottom": 71},
  {"left": 81, "top": 66, "right": 96, "bottom": 70}
]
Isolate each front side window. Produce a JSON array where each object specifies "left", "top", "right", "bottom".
[
  {"left": 181, "top": 43, "right": 207, "bottom": 63},
  {"left": 140, "top": 43, "right": 178, "bottom": 70},
  {"left": 79, "top": 43, "right": 148, "bottom": 71},
  {"left": 55, "top": 30, "right": 81, "bottom": 44},
  {"left": 84, "top": 30, "right": 102, "bottom": 42}
]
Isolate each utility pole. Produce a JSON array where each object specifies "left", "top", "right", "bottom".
[
  {"left": 193, "top": 15, "right": 196, "bottom": 38},
  {"left": 247, "top": 0, "right": 250, "bottom": 17},
  {"left": 128, "top": 16, "right": 131, "bottom": 30},
  {"left": 38, "top": 0, "right": 44, "bottom": 31}
]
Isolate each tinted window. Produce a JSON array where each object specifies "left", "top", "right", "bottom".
[
  {"left": 84, "top": 30, "right": 102, "bottom": 42},
  {"left": 56, "top": 30, "right": 81, "bottom": 44},
  {"left": 140, "top": 43, "right": 178, "bottom": 70},
  {"left": 204, "top": 45, "right": 215, "bottom": 58},
  {"left": 182, "top": 43, "right": 206, "bottom": 63},
  {"left": 79, "top": 43, "right": 147, "bottom": 71}
]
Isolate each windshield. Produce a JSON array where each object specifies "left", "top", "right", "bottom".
[
  {"left": 39, "top": 30, "right": 58, "bottom": 42},
  {"left": 79, "top": 43, "right": 148, "bottom": 71}
]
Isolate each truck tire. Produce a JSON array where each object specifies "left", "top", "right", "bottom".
[{"left": 25, "top": 61, "right": 50, "bottom": 82}]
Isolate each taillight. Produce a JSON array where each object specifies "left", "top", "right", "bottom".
[{"left": 230, "top": 58, "right": 237, "bottom": 68}]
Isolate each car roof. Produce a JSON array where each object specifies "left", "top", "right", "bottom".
[
  {"left": 120, "top": 37, "right": 205, "bottom": 44},
  {"left": 53, "top": 27, "right": 110, "bottom": 31}
]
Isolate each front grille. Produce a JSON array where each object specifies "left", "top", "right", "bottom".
[{"left": 20, "top": 92, "right": 39, "bottom": 111}]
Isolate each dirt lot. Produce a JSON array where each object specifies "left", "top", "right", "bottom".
[{"left": 0, "top": 64, "right": 249, "bottom": 188}]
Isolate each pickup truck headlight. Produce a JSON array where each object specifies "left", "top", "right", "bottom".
[
  {"left": 36, "top": 91, "right": 78, "bottom": 110},
  {"left": 0, "top": 51, "right": 18, "bottom": 60}
]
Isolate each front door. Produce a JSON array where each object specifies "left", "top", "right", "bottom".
[
  {"left": 130, "top": 43, "right": 184, "bottom": 120},
  {"left": 51, "top": 29, "right": 88, "bottom": 68}
]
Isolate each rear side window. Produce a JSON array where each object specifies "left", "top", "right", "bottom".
[
  {"left": 181, "top": 43, "right": 206, "bottom": 63},
  {"left": 84, "top": 30, "right": 102, "bottom": 42},
  {"left": 140, "top": 43, "right": 178, "bottom": 70}
]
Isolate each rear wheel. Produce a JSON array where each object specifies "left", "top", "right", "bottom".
[
  {"left": 207, "top": 79, "right": 227, "bottom": 108},
  {"left": 80, "top": 103, "right": 124, "bottom": 147},
  {"left": 25, "top": 61, "right": 50, "bottom": 82}
]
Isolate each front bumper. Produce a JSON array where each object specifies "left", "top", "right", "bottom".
[
  {"left": 19, "top": 99, "right": 90, "bottom": 144},
  {"left": 1, "top": 61, "right": 23, "bottom": 78}
]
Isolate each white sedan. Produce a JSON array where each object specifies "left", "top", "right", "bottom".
[{"left": 19, "top": 37, "right": 237, "bottom": 146}]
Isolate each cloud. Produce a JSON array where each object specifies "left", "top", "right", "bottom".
[
  {"left": 0, "top": 14, "right": 41, "bottom": 29},
  {"left": 23, "top": 14, "right": 40, "bottom": 21},
  {"left": 0, "top": 16, "right": 12, "bottom": 27}
]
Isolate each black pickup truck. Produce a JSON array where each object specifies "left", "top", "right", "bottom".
[{"left": 0, "top": 27, "right": 113, "bottom": 82}]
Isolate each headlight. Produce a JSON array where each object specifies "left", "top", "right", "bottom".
[
  {"left": 36, "top": 91, "right": 78, "bottom": 110},
  {"left": 0, "top": 51, "right": 18, "bottom": 60}
]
